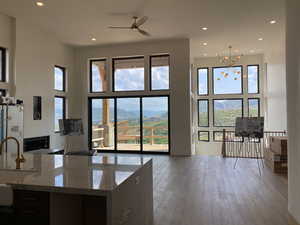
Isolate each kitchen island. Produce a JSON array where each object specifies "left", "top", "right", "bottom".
[{"left": 0, "top": 153, "right": 153, "bottom": 225}]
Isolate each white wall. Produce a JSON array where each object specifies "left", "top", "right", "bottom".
[
  {"left": 0, "top": 12, "right": 76, "bottom": 150},
  {"left": 14, "top": 20, "right": 76, "bottom": 149},
  {"left": 74, "top": 39, "right": 192, "bottom": 156},
  {"left": 0, "top": 13, "right": 15, "bottom": 94},
  {"left": 192, "top": 54, "right": 264, "bottom": 155},
  {"left": 286, "top": 0, "right": 300, "bottom": 223},
  {"left": 264, "top": 50, "right": 287, "bottom": 130}
]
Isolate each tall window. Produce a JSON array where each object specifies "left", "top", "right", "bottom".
[
  {"left": 113, "top": 57, "right": 145, "bottom": 91},
  {"left": 213, "top": 99, "right": 243, "bottom": 127},
  {"left": 54, "top": 96, "right": 65, "bottom": 132},
  {"left": 0, "top": 47, "right": 6, "bottom": 82},
  {"left": 213, "top": 66, "right": 242, "bottom": 94},
  {"left": 150, "top": 55, "right": 169, "bottom": 90},
  {"left": 54, "top": 66, "right": 66, "bottom": 91},
  {"left": 90, "top": 59, "right": 107, "bottom": 92},
  {"left": 198, "top": 100, "right": 209, "bottom": 127},
  {"left": 248, "top": 65, "right": 259, "bottom": 94},
  {"left": 197, "top": 68, "right": 208, "bottom": 95},
  {"left": 248, "top": 98, "right": 260, "bottom": 117},
  {"left": 197, "top": 64, "right": 261, "bottom": 142}
]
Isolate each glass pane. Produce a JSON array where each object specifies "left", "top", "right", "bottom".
[
  {"left": 114, "top": 57, "right": 144, "bottom": 91},
  {"left": 213, "top": 131, "right": 243, "bottom": 142},
  {"left": 91, "top": 98, "right": 115, "bottom": 150},
  {"left": 213, "top": 67, "right": 242, "bottom": 94},
  {"left": 117, "top": 98, "right": 140, "bottom": 151},
  {"left": 143, "top": 97, "right": 169, "bottom": 152},
  {"left": 198, "top": 68, "right": 208, "bottom": 95},
  {"left": 248, "top": 65, "right": 259, "bottom": 93},
  {"left": 0, "top": 89, "right": 6, "bottom": 97},
  {"left": 213, "top": 99, "right": 243, "bottom": 127},
  {"left": 54, "top": 66, "right": 64, "bottom": 91},
  {"left": 54, "top": 97, "right": 64, "bottom": 131},
  {"left": 0, "top": 49, "right": 3, "bottom": 81},
  {"left": 248, "top": 99, "right": 259, "bottom": 117},
  {"left": 151, "top": 55, "right": 169, "bottom": 90},
  {"left": 198, "top": 131, "right": 209, "bottom": 141},
  {"left": 91, "top": 60, "right": 107, "bottom": 92},
  {"left": 198, "top": 100, "right": 209, "bottom": 127}
]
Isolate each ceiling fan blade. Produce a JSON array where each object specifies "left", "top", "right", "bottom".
[
  {"left": 135, "top": 16, "right": 148, "bottom": 27},
  {"left": 138, "top": 28, "right": 150, "bottom": 36},
  {"left": 108, "top": 26, "right": 132, "bottom": 29}
]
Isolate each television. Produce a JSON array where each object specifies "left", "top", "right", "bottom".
[
  {"left": 59, "top": 119, "right": 84, "bottom": 136},
  {"left": 235, "top": 117, "right": 264, "bottom": 138}
]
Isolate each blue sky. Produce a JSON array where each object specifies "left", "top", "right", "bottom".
[
  {"left": 54, "top": 67, "right": 63, "bottom": 90},
  {"left": 213, "top": 67, "right": 242, "bottom": 94},
  {"left": 198, "top": 66, "right": 258, "bottom": 94},
  {"left": 92, "top": 65, "right": 169, "bottom": 92}
]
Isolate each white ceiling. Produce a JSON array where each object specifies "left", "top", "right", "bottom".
[{"left": 0, "top": 0, "right": 285, "bottom": 58}]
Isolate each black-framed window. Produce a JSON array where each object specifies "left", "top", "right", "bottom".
[
  {"left": 113, "top": 57, "right": 145, "bottom": 91},
  {"left": 197, "top": 68, "right": 208, "bottom": 95},
  {"left": 0, "top": 47, "right": 6, "bottom": 82},
  {"left": 198, "top": 99, "right": 209, "bottom": 127},
  {"left": 54, "top": 96, "right": 66, "bottom": 132},
  {"left": 213, "top": 66, "right": 242, "bottom": 95},
  {"left": 198, "top": 131, "right": 209, "bottom": 142},
  {"left": 90, "top": 59, "right": 107, "bottom": 93},
  {"left": 213, "top": 99, "right": 243, "bottom": 127},
  {"left": 0, "top": 89, "right": 6, "bottom": 97},
  {"left": 247, "top": 65, "right": 259, "bottom": 94},
  {"left": 150, "top": 55, "right": 170, "bottom": 90},
  {"left": 89, "top": 95, "right": 170, "bottom": 154},
  {"left": 213, "top": 131, "right": 243, "bottom": 142},
  {"left": 248, "top": 98, "right": 260, "bottom": 117},
  {"left": 54, "top": 66, "right": 66, "bottom": 91}
]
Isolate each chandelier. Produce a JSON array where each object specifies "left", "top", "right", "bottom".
[{"left": 218, "top": 45, "right": 243, "bottom": 67}]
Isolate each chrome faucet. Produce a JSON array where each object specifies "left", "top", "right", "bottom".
[{"left": 0, "top": 137, "right": 25, "bottom": 169}]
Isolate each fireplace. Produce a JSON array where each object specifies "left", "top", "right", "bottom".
[{"left": 23, "top": 136, "right": 50, "bottom": 152}]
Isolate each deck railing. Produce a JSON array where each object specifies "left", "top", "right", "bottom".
[
  {"left": 221, "top": 129, "right": 287, "bottom": 158},
  {"left": 92, "top": 122, "right": 168, "bottom": 148}
]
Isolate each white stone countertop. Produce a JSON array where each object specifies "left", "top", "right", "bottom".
[{"left": 0, "top": 153, "right": 152, "bottom": 195}]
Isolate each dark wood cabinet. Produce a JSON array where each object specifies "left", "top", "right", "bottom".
[{"left": 14, "top": 190, "right": 50, "bottom": 225}]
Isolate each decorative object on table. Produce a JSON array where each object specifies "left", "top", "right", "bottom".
[
  {"left": 33, "top": 96, "right": 42, "bottom": 120},
  {"left": 58, "top": 119, "right": 84, "bottom": 154},
  {"left": 234, "top": 117, "right": 265, "bottom": 175},
  {"left": 0, "top": 101, "right": 24, "bottom": 153}
]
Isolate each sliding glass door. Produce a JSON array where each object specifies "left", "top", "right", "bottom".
[
  {"left": 90, "top": 98, "right": 115, "bottom": 150},
  {"left": 89, "top": 96, "right": 169, "bottom": 153},
  {"left": 142, "top": 97, "right": 169, "bottom": 152},
  {"left": 117, "top": 98, "right": 141, "bottom": 151}
]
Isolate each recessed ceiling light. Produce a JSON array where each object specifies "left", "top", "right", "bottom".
[
  {"left": 91, "top": 38, "right": 96, "bottom": 41},
  {"left": 270, "top": 20, "right": 277, "bottom": 24},
  {"left": 203, "top": 53, "right": 207, "bottom": 56},
  {"left": 202, "top": 27, "right": 208, "bottom": 31},
  {"left": 203, "top": 42, "right": 208, "bottom": 46},
  {"left": 36, "top": 1, "right": 44, "bottom": 6},
  {"left": 258, "top": 38, "right": 263, "bottom": 41}
]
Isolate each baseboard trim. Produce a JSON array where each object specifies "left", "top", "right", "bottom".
[{"left": 289, "top": 213, "right": 300, "bottom": 225}]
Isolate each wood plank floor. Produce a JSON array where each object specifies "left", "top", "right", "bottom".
[
  {"left": 100, "top": 153, "right": 288, "bottom": 225},
  {"left": 152, "top": 155, "right": 288, "bottom": 225}
]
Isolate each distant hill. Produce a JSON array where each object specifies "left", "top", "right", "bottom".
[{"left": 92, "top": 107, "right": 167, "bottom": 124}]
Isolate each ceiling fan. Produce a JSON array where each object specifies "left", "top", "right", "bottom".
[{"left": 108, "top": 16, "right": 150, "bottom": 36}]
